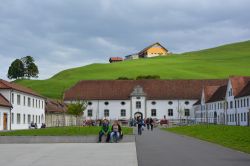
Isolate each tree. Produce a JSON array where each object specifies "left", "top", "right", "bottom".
[
  {"left": 21, "top": 56, "right": 39, "bottom": 78},
  {"left": 67, "top": 101, "right": 87, "bottom": 126},
  {"left": 7, "top": 59, "right": 25, "bottom": 79}
]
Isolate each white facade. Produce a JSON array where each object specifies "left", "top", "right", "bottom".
[
  {"left": 194, "top": 79, "right": 250, "bottom": 126},
  {"left": 0, "top": 89, "right": 45, "bottom": 130},
  {"left": 65, "top": 86, "right": 196, "bottom": 121}
]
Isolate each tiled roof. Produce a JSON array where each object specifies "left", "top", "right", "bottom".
[
  {"left": 235, "top": 81, "right": 250, "bottom": 98},
  {"left": 207, "top": 85, "right": 227, "bottom": 103},
  {"left": 0, "top": 79, "right": 44, "bottom": 98},
  {"left": 229, "top": 76, "right": 250, "bottom": 97},
  {"left": 64, "top": 79, "right": 227, "bottom": 101},
  {"left": 109, "top": 57, "right": 123, "bottom": 61},
  {"left": 0, "top": 93, "right": 12, "bottom": 108},
  {"left": 45, "top": 99, "right": 67, "bottom": 113},
  {"left": 204, "top": 86, "right": 221, "bottom": 102}
]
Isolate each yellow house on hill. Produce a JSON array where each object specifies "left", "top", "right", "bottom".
[{"left": 138, "top": 42, "right": 169, "bottom": 58}]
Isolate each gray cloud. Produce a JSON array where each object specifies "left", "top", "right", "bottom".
[{"left": 0, "top": 0, "right": 250, "bottom": 79}]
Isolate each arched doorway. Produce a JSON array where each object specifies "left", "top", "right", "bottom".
[
  {"left": 214, "top": 112, "right": 217, "bottom": 124},
  {"left": 134, "top": 112, "right": 143, "bottom": 120}
]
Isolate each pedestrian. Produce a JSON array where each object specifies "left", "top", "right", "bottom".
[
  {"left": 150, "top": 118, "right": 154, "bottom": 131},
  {"left": 146, "top": 118, "right": 150, "bottom": 130},
  {"left": 137, "top": 116, "right": 144, "bottom": 135}
]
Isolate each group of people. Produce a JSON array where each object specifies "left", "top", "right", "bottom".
[
  {"left": 98, "top": 119, "right": 123, "bottom": 143},
  {"left": 136, "top": 116, "right": 154, "bottom": 135}
]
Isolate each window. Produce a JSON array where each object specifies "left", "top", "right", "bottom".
[
  {"left": 104, "top": 101, "right": 109, "bottom": 105},
  {"left": 28, "top": 115, "right": 31, "bottom": 123},
  {"left": 247, "top": 98, "right": 249, "bottom": 107},
  {"left": 39, "top": 100, "right": 40, "bottom": 108},
  {"left": 121, "top": 109, "right": 126, "bottom": 117},
  {"left": 87, "top": 109, "right": 93, "bottom": 117},
  {"left": 28, "top": 97, "right": 31, "bottom": 107},
  {"left": 184, "top": 109, "right": 190, "bottom": 116},
  {"left": 185, "top": 101, "right": 189, "bottom": 105},
  {"left": 168, "top": 109, "right": 173, "bottom": 116},
  {"left": 23, "top": 114, "right": 26, "bottom": 124},
  {"left": 11, "top": 113, "right": 14, "bottom": 124},
  {"left": 136, "top": 97, "right": 141, "bottom": 99},
  {"left": 33, "top": 99, "right": 34, "bottom": 107},
  {"left": 88, "top": 102, "right": 92, "bottom": 106},
  {"left": 11, "top": 93, "right": 14, "bottom": 104},
  {"left": 243, "top": 99, "right": 246, "bottom": 107},
  {"left": 168, "top": 101, "right": 173, "bottom": 105},
  {"left": 241, "top": 113, "right": 243, "bottom": 121},
  {"left": 36, "top": 99, "right": 37, "bottom": 108},
  {"left": 244, "top": 112, "right": 246, "bottom": 121},
  {"left": 230, "top": 101, "right": 233, "bottom": 109},
  {"left": 41, "top": 101, "right": 43, "bottom": 109},
  {"left": 151, "top": 109, "right": 157, "bottom": 116},
  {"left": 17, "top": 95, "right": 21, "bottom": 105},
  {"left": 23, "top": 96, "right": 26, "bottom": 106},
  {"left": 17, "top": 113, "right": 21, "bottom": 124},
  {"left": 151, "top": 101, "right": 156, "bottom": 105},
  {"left": 121, "top": 101, "right": 126, "bottom": 105},
  {"left": 104, "top": 109, "right": 109, "bottom": 117},
  {"left": 136, "top": 101, "right": 141, "bottom": 109}
]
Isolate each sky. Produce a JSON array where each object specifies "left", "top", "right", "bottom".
[{"left": 0, "top": 0, "right": 250, "bottom": 80}]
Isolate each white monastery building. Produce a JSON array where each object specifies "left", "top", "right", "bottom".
[
  {"left": 64, "top": 79, "right": 227, "bottom": 122},
  {"left": 195, "top": 76, "right": 250, "bottom": 126},
  {"left": 0, "top": 79, "right": 45, "bottom": 130}
]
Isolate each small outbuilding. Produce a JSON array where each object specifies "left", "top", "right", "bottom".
[{"left": 109, "top": 57, "right": 123, "bottom": 63}]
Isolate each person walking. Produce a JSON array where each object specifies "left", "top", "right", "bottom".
[
  {"left": 137, "top": 116, "right": 144, "bottom": 135},
  {"left": 146, "top": 118, "right": 150, "bottom": 130},
  {"left": 149, "top": 117, "right": 154, "bottom": 131}
]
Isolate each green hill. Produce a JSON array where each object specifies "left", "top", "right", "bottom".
[{"left": 16, "top": 40, "right": 250, "bottom": 99}]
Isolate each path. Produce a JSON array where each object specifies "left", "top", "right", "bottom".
[
  {"left": 135, "top": 128, "right": 250, "bottom": 166},
  {"left": 0, "top": 143, "right": 138, "bottom": 166}
]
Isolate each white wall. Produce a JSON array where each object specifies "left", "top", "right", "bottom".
[
  {"left": 0, "top": 90, "right": 45, "bottom": 130},
  {"left": 65, "top": 99, "right": 197, "bottom": 121}
]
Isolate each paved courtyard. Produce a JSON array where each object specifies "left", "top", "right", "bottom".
[
  {"left": 135, "top": 128, "right": 250, "bottom": 166},
  {"left": 0, "top": 143, "right": 138, "bottom": 166},
  {"left": 1, "top": 128, "right": 250, "bottom": 166}
]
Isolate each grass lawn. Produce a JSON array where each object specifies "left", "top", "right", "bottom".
[
  {"left": 0, "top": 126, "right": 133, "bottom": 136},
  {"left": 164, "top": 125, "right": 250, "bottom": 154},
  {"left": 16, "top": 40, "right": 250, "bottom": 99}
]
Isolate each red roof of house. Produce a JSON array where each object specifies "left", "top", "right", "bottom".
[
  {"left": 64, "top": 79, "right": 227, "bottom": 101},
  {"left": 235, "top": 81, "right": 250, "bottom": 98},
  {"left": 0, "top": 79, "right": 44, "bottom": 98},
  {"left": 229, "top": 76, "right": 250, "bottom": 97},
  {"left": 207, "top": 85, "right": 227, "bottom": 103},
  {"left": 203, "top": 86, "right": 222, "bottom": 102},
  {"left": 45, "top": 99, "right": 67, "bottom": 113},
  {"left": 109, "top": 57, "right": 123, "bottom": 61},
  {"left": 0, "top": 93, "right": 12, "bottom": 108}
]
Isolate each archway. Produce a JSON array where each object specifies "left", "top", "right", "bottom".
[
  {"left": 134, "top": 112, "right": 143, "bottom": 120},
  {"left": 214, "top": 112, "right": 217, "bottom": 124}
]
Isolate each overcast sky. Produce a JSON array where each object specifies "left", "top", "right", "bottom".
[{"left": 0, "top": 0, "right": 250, "bottom": 80}]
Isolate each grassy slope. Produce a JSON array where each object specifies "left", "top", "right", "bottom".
[
  {"left": 16, "top": 40, "right": 250, "bottom": 99},
  {"left": 164, "top": 125, "right": 250, "bottom": 154},
  {"left": 0, "top": 126, "right": 133, "bottom": 136}
]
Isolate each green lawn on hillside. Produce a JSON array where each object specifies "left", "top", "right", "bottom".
[
  {"left": 164, "top": 125, "right": 250, "bottom": 154},
  {"left": 15, "top": 40, "right": 250, "bottom": 99},
  {"left": 0, "top": 126, "right": 133, "bottom": 136}
]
